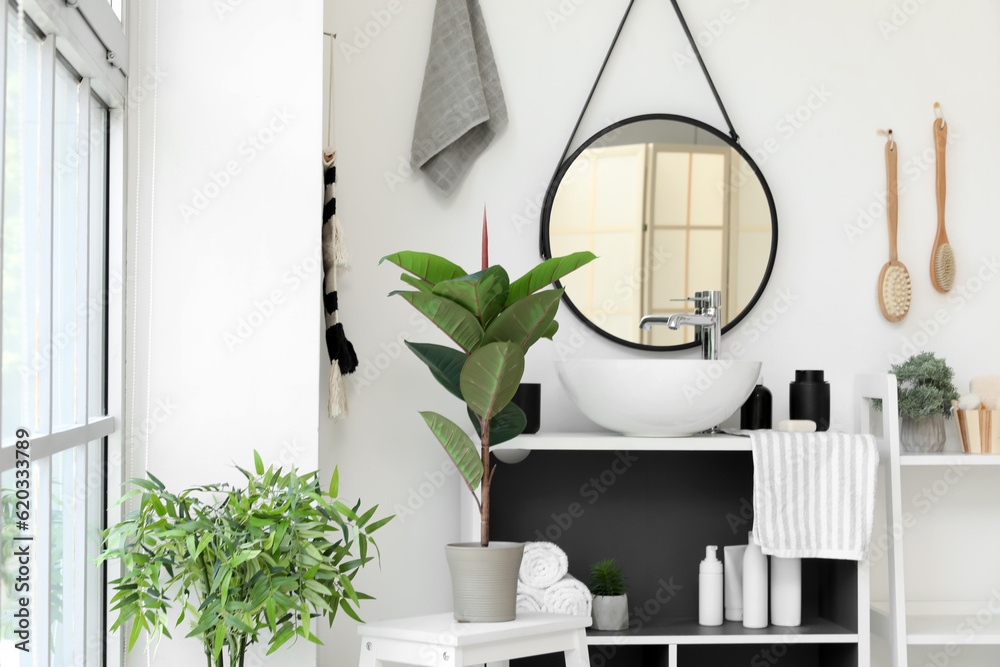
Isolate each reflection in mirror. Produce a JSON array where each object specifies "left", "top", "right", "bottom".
[{"left": 545, "top": 117, "right": 776, "bottom": 349}]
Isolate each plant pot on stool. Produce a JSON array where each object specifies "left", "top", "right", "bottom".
[{"left": 446, "top": 542, "right": 525, "bottom": 622}]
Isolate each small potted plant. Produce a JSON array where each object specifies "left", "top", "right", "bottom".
[
  {"left": 589, "top": 558, "right": 628, "bottom": 631},
  {"left": 98, "top": 452, "right": 391, "bottom": 666},
  {"left": 877, "top": 352, "right": 959, "bottom": 453},
  {"left": 382, "top": 213, "right": 594, "bottom": 622}
]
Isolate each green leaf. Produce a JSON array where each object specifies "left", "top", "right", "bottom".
[
  {"left": 128, "top": 617, "right": 144, "bottom": 651},
  {"left": 340, "top": 573, "right": 360, "bottom": 604},
  {"left": 339, "top": 598, "right": 364, "bottom": 623},
  {"left": 193, "top": 533, "right": 212, "bottom": 559},
  {"left": 265, "top": 598, "right": 276, "bottom": 633},
  {"left": 128, "top": 478, "right": 158, "bottom": 492},
  {"left": 365, "top": 516, "right": 393, "bottom": 534},
  {"left": 432, "top": 266, "right": 509, "bottom": 325},
  {"left": 230, "top": 550, "right": 260, "bottom": 567},
  {"left": 393, "top": 291, "right": 485, "bottom": 353},
  {"left": 273, "top": 519, "right": 290, "bottom": 548},
  {"left": 470, "top": 401, "right": 527, "bottom": 446},
  {"left": 404, "top": 341, "right": 466, "bottom": 400},
  {"left": 149, "top": 493, "right": 167, "bottom": 517},
  {"left": 505, "top": 251, "right": 596, "bottom": 305},
  {"left": 146, "top": 471, "right": 166, "bottom": 490},
  {"left": 380, "top": 251, "right": 467, "bottom": 286},
  {"left": 460, "top": 342, "right": 525, "bottom": 420},
  {"left": 356, "top": 505, "right": 378, "bottom": 527},
  {"left": 399, "top": 273, "right": 433, "bottom": 293},
  {"left": 213, "top": 622, "right": 226, "bottom": 660},
  {"left": 419, "top": 412, "right": 483, "bottom": 490},
  {"left": 484, "top": 290, "right": 563, "bottom": 353},
  {"left": 225, "top": 615, "right": 255, "bottom": 634},
  {"left": 305, "top": 579, "right": 333, "bottom": 596},
  {"left": 541, "top": 319, "right": 559, "bottom": 340},
  {"left": 254, "top": 451, "right": 264, "bottom": 475},
  {"left": 266, "top": 625, "right": 296, "bottom": 655},
  {"left": 328, "top": 467, "right": 340, "bottom": 498}
]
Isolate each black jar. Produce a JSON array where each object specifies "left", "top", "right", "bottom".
[
  {"left": 789, "top": 370, "right": 830, "bottom": 431},
  {"left": 511, "top": 383, "right": 541, "bottom": 434}
]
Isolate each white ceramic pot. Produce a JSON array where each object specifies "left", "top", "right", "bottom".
[
  {"left": 445, "top": 542, "right": 524, "bottom": 622},
  {"left": 592, "top": 595, "right": 629, "bottom": 631}
]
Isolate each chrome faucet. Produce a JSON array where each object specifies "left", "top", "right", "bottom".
[{"left": 639, "top": 291, "right": 722, "bottom": 361}]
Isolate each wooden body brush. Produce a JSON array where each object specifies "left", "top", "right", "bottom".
[
  {"left": 931, "top": 103, "right": 956, "bottom": 292},
  {"left": 878, "top": 131, "right": 911, "bottom": 322}
]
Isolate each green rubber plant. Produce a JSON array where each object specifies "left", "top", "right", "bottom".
[
  {"left": 382, "top": 214, "right": 595, "bottom": 547},
  {"left": 97, "top": 452, "right": 391, "bottom": 667}
]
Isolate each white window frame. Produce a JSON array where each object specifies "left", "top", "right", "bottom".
[{"left": 0, "top": 1, "right": 127, "bottom": 666}]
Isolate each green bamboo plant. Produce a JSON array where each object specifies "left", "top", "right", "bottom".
[
  {"left": 382, "top": 216, "right": 595, "bottom": 547},
  {"left": 97, "top": 452, "right": 391, "bottom": 667}
]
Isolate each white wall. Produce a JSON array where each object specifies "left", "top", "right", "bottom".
[
  {"left": 127, "top": 1, "right": 322, "bottom": 665},
  {"left": 321, "top": 1, "right": 1000, "bottom": 665}
]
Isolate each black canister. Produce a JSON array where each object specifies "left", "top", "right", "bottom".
[
  {"left": 789, "top": 370, "right": 830, "bottom": 431},
  {"left": 741, "top": 382, "right": 773, "bottom": 430},
  {"left": 511, "top": 383, "right": 541, "bottom": 434}
]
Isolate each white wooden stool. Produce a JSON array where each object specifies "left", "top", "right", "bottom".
[{"left": 357, "top": 612, "right": 591, "bottom": 667}]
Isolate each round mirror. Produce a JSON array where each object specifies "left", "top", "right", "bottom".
[{"left": 541, "top": 114, "right": 778, "bottom": 350}]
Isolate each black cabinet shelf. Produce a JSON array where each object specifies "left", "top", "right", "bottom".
[{"left": 586, "top": 617, "right": 858, "bottom": 645}]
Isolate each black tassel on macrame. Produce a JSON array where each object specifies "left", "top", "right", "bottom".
[{"left": 323, "top": 155, "right": 355, "bottom": 418}]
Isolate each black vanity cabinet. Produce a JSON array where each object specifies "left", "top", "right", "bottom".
[{"left": 487, "top": 435, "right": 869, "bottom": 667}]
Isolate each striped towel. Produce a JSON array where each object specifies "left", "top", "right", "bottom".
[{"left": 750, "top": 431, "right": 879, "bottom": 561}]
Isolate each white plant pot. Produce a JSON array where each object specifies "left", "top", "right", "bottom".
[
  {"left": 592, "top": 595, "right": 629, "bottom": 631},
  {"left": 445, "top": 542, "right": 525, "bottom": 622}
]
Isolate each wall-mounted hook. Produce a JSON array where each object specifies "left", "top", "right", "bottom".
[
  {"left": 877, "top": 128, "right": 895, "bottom": 151},
  {"left": 934, "top": 101, "right": 945, "bottom": 129}
]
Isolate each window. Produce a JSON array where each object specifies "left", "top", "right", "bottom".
[{"left": 0, "top": 1, "right": 126, "bottom": 666}]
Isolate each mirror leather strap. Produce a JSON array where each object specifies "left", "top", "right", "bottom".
[{"left": 556, "top": 0, "right": 741, "bottom": 172}]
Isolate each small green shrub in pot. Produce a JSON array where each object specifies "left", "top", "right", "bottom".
[
  {"left": 875, "top": 352, "right": 960, "bottom": 452},
  {"left": 98, "top": 451, "right": 391, "bottom": 667},
  {"left": 589, "top": 558, "right": 629, "bottom": 631}
]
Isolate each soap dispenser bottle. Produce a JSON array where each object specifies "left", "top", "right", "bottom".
[
  {"left": 742, "top": 534, "right": 769, "bottom": 629},
  {"left": 741, "top": 376, "right": 773, "bottom": 430},
  {"left": 699, "top": 546, "right": 723, "bottom": 626}
]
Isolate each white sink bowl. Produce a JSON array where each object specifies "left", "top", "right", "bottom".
[{"left": 555, "top": 359, "right": 762, "bottom": 437}]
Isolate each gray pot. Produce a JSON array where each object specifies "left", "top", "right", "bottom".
[
  {"left": 445, "top": 542, "right": 525, "bottom": 622},
  {"left": 901, "top": 414, "right": 947, "bottom": 453},
  {"left": 592, "top": 595, "right": 629, "bottom": 631}
]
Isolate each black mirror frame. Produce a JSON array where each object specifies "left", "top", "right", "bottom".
[{"left": 540, "top": 113, "right": 779, "bottom": 352}]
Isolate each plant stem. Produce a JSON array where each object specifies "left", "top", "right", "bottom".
[
  {"left": 235, "top": 636, "right": 246, "bottom": 667},
  {"left": 480, "top": 417, "right": 490, "bottom": 548}
]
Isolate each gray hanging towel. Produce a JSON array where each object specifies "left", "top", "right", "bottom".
[{"left": 410, "top": 0, "right": 507, "bottom": 196}]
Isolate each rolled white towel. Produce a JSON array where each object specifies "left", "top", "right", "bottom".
[
  {"left": 519, "top": 541, "right": 569, "bottom": 589},
  {"left": 543, "top": 575, "right": 593, "bottom": 619},
  {"left": 516, "top": 583, "right": 545, "bottom": 613}
]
